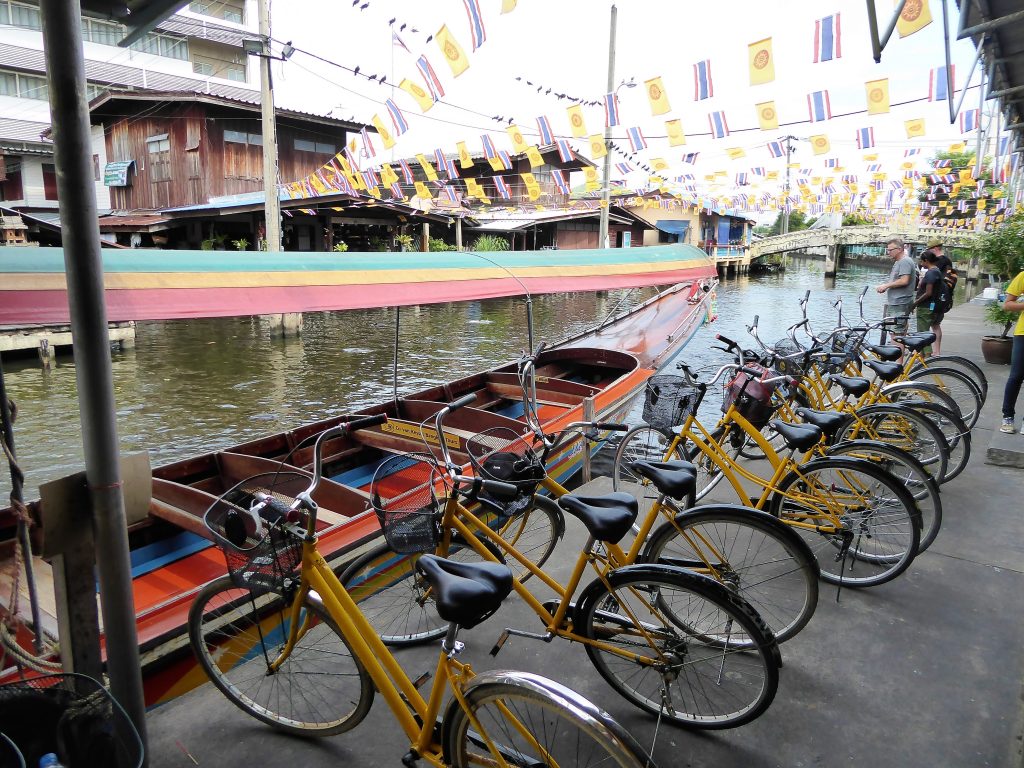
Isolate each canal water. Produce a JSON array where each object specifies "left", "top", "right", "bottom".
[{"left": 1, "top": 256, "right": 895, "bottom": 501}]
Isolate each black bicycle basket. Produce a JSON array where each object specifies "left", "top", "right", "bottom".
[
  {"left": 369, "top": 453, "right": 445, "bottom": 554},
  {"left": 722, "top": 364, "right": 780, "bottom": 429},
  {"left": 0, "top": 673, "right": 144, "bottom": 768},
  {"left": 466, "top": 427, "right": 544, "bottom": 517},
  {"left": 203, "top": 471, "right": 307, "bottom": 592},
  {"left": 642, "top": 374, "right": 699, "bottom": 431}
]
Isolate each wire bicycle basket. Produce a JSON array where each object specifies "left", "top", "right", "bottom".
[
  {"left": 722, "top": 363, "right": 782, "bottom": 429},
  {"left": 466, "top": 427, "right": 545, "bottom": 517},
  {"left": 203, "top": 471, "right": 307, "bottom": 593},
  {"left": 642, "top": 375, "right": 699, "bottom": 431},
  {"left": 770, "top": 338, "right": 807, "bottom": 377},
  {"left": 0, "top": 673, "right": 144, "bottom": 768},
  {"left": 370, "top": 453, "right": 446, "bottom": 554}
]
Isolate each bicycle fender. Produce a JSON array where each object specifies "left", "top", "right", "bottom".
[{"left": 641, "top": 503, "right": 819, "bottom": 578}]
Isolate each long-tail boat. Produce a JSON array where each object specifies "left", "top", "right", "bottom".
[{"left": 1, "top": 275, "right": 716, "bottom": 706}]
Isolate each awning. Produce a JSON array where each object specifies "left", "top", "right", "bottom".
[
  {"left": 655, "top": 220, "right": 690, "bottom": 235},
  {"left": 103, "top": 160, "right": 135, "bottom": 187}
]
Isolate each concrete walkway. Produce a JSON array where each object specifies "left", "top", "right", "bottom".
[{"left": 146, "top": 299, "right": 1024, "bottom": 768}]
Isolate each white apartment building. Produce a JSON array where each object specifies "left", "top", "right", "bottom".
[{"left": 0, "top": 0, "right": 259, "bottom": 221}]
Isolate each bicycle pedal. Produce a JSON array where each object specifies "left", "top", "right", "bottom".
[
  {"left": 490, "top": 630, "right": 510, "bottom": 657},
  {"left": 412, "top": 671, "right": 432, "bottom": 689}
]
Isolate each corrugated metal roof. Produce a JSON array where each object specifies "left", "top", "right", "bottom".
[
  {"left": 0, "top": 117, "right": 52, "bottom": 145},
  {"left": 0, "top": 41, "right": 258, "bottom": 101},
  {"left": 154, "top": 14, "right": 249, "bottom": 47},
  {"left": 471, "top": 208, "right": 628, "bottom": 231}
]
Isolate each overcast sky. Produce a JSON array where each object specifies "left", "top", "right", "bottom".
[{"left": 269, "top": 1, "right": 983, "bottom": 200}]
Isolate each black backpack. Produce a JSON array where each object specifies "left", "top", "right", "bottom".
[{"left": 942, "top": 267, "right": 958, "bottom": 312}]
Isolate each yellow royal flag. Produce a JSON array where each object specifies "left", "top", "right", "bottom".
[
  {"left": 399, "top": 78, "right": 434, "bottom": 112},
  {"left": 977, "top": 198, "right": 987, "bottom": 211},
  {"left": 864, "top": 153, "right": 879, "bottom": 161},
  {"left": 522, "top": 172, "right": 541, "bottom": 200},
  {"left": 457, "top": 141, "right": 473, "bottom": 168},
  {"left": 645, "top": 76, "right": 672, "bottom": 116},
  {"left": 767, "top": 170, "right": 779, "bottom": 180},
  {"left": 589, "top": 134, "right": 608, "bottom": 159},
  {"left": 525, "top": 145, "right": 544, "bottom": 169},
  {"left": 371, "top": 115, "right": 396, "bottom": 149},
  {"left": 748, "top": 38, "right": 774, "bottom": 85},
  {"left": 665, "top": 119, "right": 686, "bottom": 146},
  {"left": 905, "top": 118, "right": 926, "bottom": 138},
  {"left": 436, "top": 25, "right": 469, "bottom": 77},
  {"left": 583, "top": 166, "right": 598, "bottom": 184},
  {"left": 487, "top": 156, "right": 506, "bottom": 172},
  {"left": 865, "top": 78, "right": 890, "bottom": 115},
  {"left": 651, "top": 158, "right": 669, "bottom": 171},
  {"left": 507, "top": 125, "right": 528, "bottom": 153},
  {"left": 753, "top": 101, "right": 777, "bottom": 131},
  {"left": 810, "top": 134, "right": 830, "bottom": 155},
  {"left": 727, "top": 147, "right": 746, "bottom": 160},
  {"left": 416, "top": 153, "right": 439, "bottom": 181},
  {"left": 567, "top": 104, "right": 587, "bottom": 138},
  {"left": 501, "top": 0, "right": 516, "bottom": 12},
  {"left": 959, "top": 169, "right": 973, "bottom": 183},
  {"left": 901, "top": 161, "right": 915, "bottom": 170},
  {"left": 414, "top": 181, "right": 432, "bottom": 200},
  {"left": 948, "top": 141, "right": 966, "bottom": 152},
  {"left": 897, "top": 0, "right": 932, "bottom": 37},
  {"left": 380, "top": 163, "right": 399, "bottom": 186}
]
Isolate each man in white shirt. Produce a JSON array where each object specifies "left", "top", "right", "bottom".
[{"left": 876, "top": 237, "right": 916, "bottom": 355}]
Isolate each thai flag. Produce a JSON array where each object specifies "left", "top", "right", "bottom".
[
  {"left": 999, "top": 136, "right": 1010, "bottom": 157},
  {"left": 682, "top": 152, "right": 699, "bottom": 163},
  {"left": 614, "top": 162, "right": 634, "bottom": 174},
  {"left": 767, "top": 140, "right": 784, "bottom": 158},
  {"left": 626, "top": 126, "right": 647, "bottom": 152},
  {"left": 442, "top": 185, "right": 459, "bottom": 203},
  {"left": 481, "top": 134, "right": 498, "bottom": 158},
  {"left": 867, "top": 163, "right": 882, "bottom": 171},
  {"left": 807, "top": 90, "right": 831, "bottom": 122},
  {"left": 497, "top": 150, "right": 513, "bottom": 170},
  {"left": 929, "top": 65, "right": 955, "bottom": 102},
  {"left": 551, "top": 168, "right": 570, "bottom": 194},
  {"left": 494, "top": 175, "right": 511, "bottom": 199},
  {"left": 416, "top": 55, "right": 445, "bottom": 101},
  {"left": 813, "top": 14, "right": 841, "bottom": 62},
  {"left": 386, "top": 99, "right": 409, "bottom": 135},
  {"left": 344, "top": 145, "right": 361, "bottom": 171},
  {"left": 904, "top": 148, "right": 921, "bottom": 157},
  {"left": 360, "top": 127, "right": 377, "bottom": 158},
  {"left": 462, "top": 0, "right": 487, "bottom": 50},
  {"left": 359, "top": 170, "right": 376, "bottom": 189},
  {"left": 856, "top": 127, "right": 875, "bottom": 150},
  {"left": 994, "top": 161, "right": 1007, "bottom": 183},
  {"left": 555, "top": 139, "right": 574, "bottom": 162},
  {"left": 735, "top": 173, "right": 748, "bottom": 185},
  {"left": 444, "top": 157, "right": 460, "bottom": 179},
  {"left": 693, "top": 59, "right": 713, "bottom": 100},
  {"left": 604, "top": 92, "right": 620, "bottom": 127},
  {"left": 825, "top": 157, "right": 839, "bottom": 167},
  {"left": 708, "top": 111, "right": 729, "bottom": 138},
  {"left": 959, "top": 108, "right": 978, "bottom": 133},
  {"left": 751, "top": 167, "right": 765, "bottom": 176},
  {"left": 398, "top": 159, "right": 415, "bottom": 184},
  {"left": 390, "top": 182, "right": 404, "bottom": 199},
  {"left": 434, "top": 148, "right": 447, "bottom": 170},
  {"left": 536, "top": 115, "right": 554, "bottom": 145}
]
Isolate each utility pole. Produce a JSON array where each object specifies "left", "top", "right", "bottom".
[
  {"left": 780, "top": 135, "right": 796, "bottom": 234},
  {"left": 598, "top": 3, "right": 617, "bottom": 250},
  {"left": 258, "top": 0, "right": 281, "bottom": 252}
]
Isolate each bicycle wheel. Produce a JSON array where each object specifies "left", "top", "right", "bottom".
[
  {"left": 835, "top": 403, "right": 949, "bottom": 483},
  {"left": 576, "top": 565, "right": 779, "bottom": 729},
  {"left": 898, "top": 400, "right": 971, "bottom": 483},
  {"left": 641, "top": 504, "right": 819, "bottom": 644},
  {"left": 880, "top": 381, "right": 962, "bottom": 428},
  {"left": 338, "top": 533, "right": 503, "bottom": 646},
  {"left": 487, "top": 495, "right": 563, "bottom": 582},
  {"left": 188, "top": 576, "right": 374, "bottom": 737},
  {"left": 905, "top": 366, "right": 983, "bottom": 429},
  {"left": 826, "top": 439, "right": 942, "bottom": 552},
  {"left": 685, "top": 425, "right": 748, "bottom": 502},
  {"left": 443, "top": 672, "right": 653, "bottom": 768},
  {"left": 910, "top": 355, "right": 988, "bottom": 401},
  {"left": 767, "top": 457, "right": 921, "bottom": 587},
  {"left": 612, "top": 425, "right": 686, "bottom": 517}
]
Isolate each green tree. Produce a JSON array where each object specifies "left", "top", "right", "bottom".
[
  {"left": 842, "top": 212, "right": 873, "bottom": 226},
  {"left": 977, "top": 207, "right": 1024, "bottom": 278},
  {"left": 767, "top": 210, "right": 809, "bottom": 235}
]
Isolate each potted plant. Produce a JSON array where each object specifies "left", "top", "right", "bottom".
[
  {"left": 977, "top": 210, "right": 1024, "bottom": 364},
  {"left": 333, "top": 241, "right": 349, "bottom": 252},
  {"left": 982, "top": 288, "right": 1016, "bottom": 365},
  {"left": 394, "top": 233, "right": 414, "bottom": 252},
  {"left": 232, "top": 237, "right": 250, "bottom": 251}
]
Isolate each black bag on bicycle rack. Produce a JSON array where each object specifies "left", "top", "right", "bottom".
[{"left": 467, "top": 427, "right": 545, "bottom": 517}]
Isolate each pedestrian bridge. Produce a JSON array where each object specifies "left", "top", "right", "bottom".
[{"left": 750, "top": 225, "right": 977, "bottom": 260}]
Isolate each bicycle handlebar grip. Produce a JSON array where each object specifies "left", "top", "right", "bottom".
[
  {"left": 347, "top": 414, "right": 388, "bottom": 432},
  {"left": 715, "top": 333, "right": 738, "bottom": 349},
  {"left": 594, "top": 422, "right": 629, "bottom": 431},
  {"left": 752, "top": 314, "right": 759, "bottom": 328},
  {"left": 255, "top": 494, "right": 292, "bottom": 523},
  {"left": 803, "top": 290, "right": 810, "bottom": 303},
  {"left": 481, "top": 478, "right": 520, "bottom": 500},
  {"left": 448, "top": 392, "right": 478, "bottom": 411}
]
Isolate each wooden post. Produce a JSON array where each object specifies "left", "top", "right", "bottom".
[
  {"left": 421, "top": 222, "right": 430, "bottom": 252},
  {"left": 582, "top": 397, "right": 595, "bottom": 483},
  {"left": 455, "top": 217, "right": 463, "bottom": 251},
  {"left": 824, "top": 242, "right": 839, "bottom": 277},
  {"left": 37, "top": 338, "right": 53, "bottom": 370}
]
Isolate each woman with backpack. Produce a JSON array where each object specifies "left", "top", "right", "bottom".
[{"left": 911, "top": 250, "right": 947, "bottom": 354}]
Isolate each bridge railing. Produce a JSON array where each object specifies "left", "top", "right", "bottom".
[{"left": 750, "top": 225, "right": 978, "bottom": 259}]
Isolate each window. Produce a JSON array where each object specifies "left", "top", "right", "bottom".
[
  {"left": 225, "top": 64, "right": 246, "bottom": 82},
  {"left": 93, "top": 154, "right": 100, "bottom": 182},
  {"left": 147, "top": 135, "right": 171, "bottom": 182},
  {"left": 82, "top": 17, "right": 122, "bottom": 46},
  {"left": 294, "top": 138, "right": 336, "bottom": 153},
  {"left": 0, "top": 71, "right": 49, "bottom": 100},
  {"left": 189, "top": 0, "right": 244, "bottom": 24},
  {"left": 0, "top": 159, "right": 23, "bottom": 201},
  {"left": 193, "top": 61, "right": 215, "bottom": 76},
  {"left": 224, "top": 130, "right": 261, "bottom": 145},
  {"left": 42, "top": 163, "right": 58, "bottom": 200},
  {"left": 191, "top": 53, "right": 247, "bottom": 81},
  {"left": 8, "top": 2, "right": 40, "bottom": 29}
]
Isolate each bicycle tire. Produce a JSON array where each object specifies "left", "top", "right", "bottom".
[
  {"left": 338, "top": 532, "right": 505, "bottom": 647},
  {"left": 825, "top": 439, "right": 943, "bottom": 552},
  {"left": 910, "top": 354, "right": 988, "bottom": 401},
  {"left": 879, "top": 381, "right": 961, "bottom": 429},
  {"left": 835, "top": 403, "right": 950, "bottom": 483},
  {"left": 767, "top": 456, "right": 921, "bottom": 587},
  {"left": 898, "top": 400, "right": 971, "bottom": 483},
  {"left": 575, "top": 564, "right": 780, "bottom": 729},
  {"left": 442, "top": 672, "right": 655, "bottom": 768},
  {"left": 641, "top": 504, "right": 819, "bottom": 644},
  {"left": 686, "top": 425, "right": 749, "bottom": 502},
  {"left": 904, "top": 366, "right": 983, "bottom": 429},
  {"left": 188, "top": 576, "right": 374, "bottom": 737},
  {"left": 612, "top": 425, "right": 687, "bottom": 520}
]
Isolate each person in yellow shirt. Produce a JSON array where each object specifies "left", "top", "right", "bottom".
[{"left": 999, "top": 270, "right": 1024, "bottom": 433}]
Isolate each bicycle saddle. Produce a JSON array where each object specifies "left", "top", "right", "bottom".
[
  {"left": 794, "top": 407, "right": 848, "bottom": 441},
  {"left": 894, "top": 333, "right": 936, "bottom": 352},
  {"left": 415, "top": 554, "right": 513, "bottom": 629},
  {"left": 864, "top": 343, "right": 902, "bottom": 362},
  {"left": 627, "top": 460, "right": 697, "bottom": 501},
  {"left": 832, "top": 375, "right": 871, "bottom": 398},
  {"left": 862, "top": 359, "right": 903, "bottom": 382},
  {"left": 557, "top": 492, "right": 638, "bottom": 544},
  {"left": 768, "top": 420, "right": 823, "bottom": 452}
]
